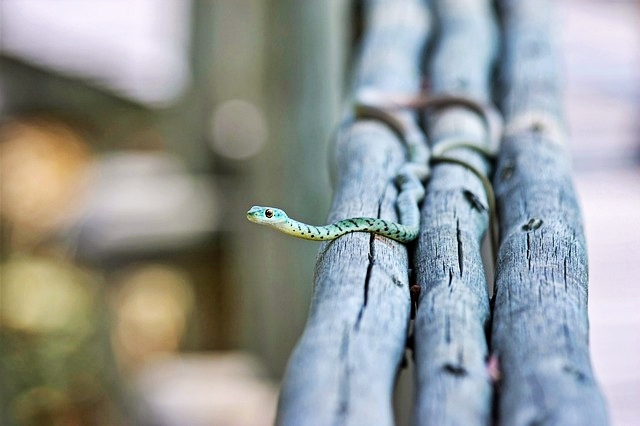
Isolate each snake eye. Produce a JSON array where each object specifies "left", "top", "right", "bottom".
[{"left": 264, "top": 209, "right": 274, "bottom": 218}]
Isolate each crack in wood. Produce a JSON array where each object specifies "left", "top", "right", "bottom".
[
  {"left": 443, "top": 348, "right": 468, "bottom": 377},
  {"left": 526, "top": 233, "right": 532, "bottom": 270},
  {"left": 464, "top": 189, "right": 488, "bottom": 212},
  {"left": 456, "top": 219, "right": 464, "bottom": 276},
  {"left": 355, "top": 196, "right": 384, "bottom": 331},
  {"left": 500, "top": 161, "right": 516, "bottom": 181},
  {"left": 522, "top": 218, "right": 544, "bottom": 231},
  {"left": 444, "top": 315, "right": 451, "bottom": 344},
  {"left": 336, "top": 326, "right": 351, "bottom": 420},
  {"left": 562, "top": 364, "right": 587, "bottom": 384}
]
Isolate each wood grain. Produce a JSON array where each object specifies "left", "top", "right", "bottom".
[
  {"left": 491, "top": 0, "right": 609, "bottom": 424},
  {"left": 412, "top": 0, "right": 499, "bottom": 425},
  {"left": 276, "top": 1, "right": 431, "bottom": 424}
]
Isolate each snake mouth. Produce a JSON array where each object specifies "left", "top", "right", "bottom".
[
  {"left": 246, "top": 206, "right": 262, "bottom": 223},
  {"left": 246, "top": 212, "right": 261, "bottom": 223}
]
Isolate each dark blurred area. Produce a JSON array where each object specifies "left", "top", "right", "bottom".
[
  {"left": 1, "top": 0, "right": 639, "bottom": 425},
  {"left": 1, "top": 1, "right": 345, "bottom": 424}
]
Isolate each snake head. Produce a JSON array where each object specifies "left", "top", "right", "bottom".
[{"left": 246, "top": 206, "right": 288, "bottom": 224}]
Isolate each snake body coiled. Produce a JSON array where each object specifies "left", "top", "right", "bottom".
[{"left": 247, "top": 92, "right": 502, "bottom": 244}]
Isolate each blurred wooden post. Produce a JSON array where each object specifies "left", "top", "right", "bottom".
[
  {"left": 233, "top": 0, "right": 345, "bottom": 376},
  {"left": 411, "top": 0, "right": 499, "bottom": 424},
  {"left": 491, "top": 0, "right": 609, "bottom": 424},
  {"left": 276, "top": 0, "right": 431, "bottom": 424}
]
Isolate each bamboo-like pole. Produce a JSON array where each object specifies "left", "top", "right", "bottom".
[
  {"left": 412, "top": 0, "right": 499, "bottom": 424},
  {"left": 276, "top": 1, "right": 432, "bottom": 424},
  {"left": 491, "top": 1, "right": 609, "bottom": 424}
]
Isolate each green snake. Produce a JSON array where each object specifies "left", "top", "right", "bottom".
[
  {"left": 247, "top": 206, "right": 419, "bottom": 243},
  {"left": 247, "top": 92, "right": 502, "bottom": 243}
]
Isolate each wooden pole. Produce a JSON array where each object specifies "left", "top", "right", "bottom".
[
  {"left": 276, "top": 1, "right": 431, "bottom": 424},
  {"left": 412, "top": 0, "right": 499, "bottom": 424},
  {"left": 491, "top": 0, "right": 609, "bottom": 424}
]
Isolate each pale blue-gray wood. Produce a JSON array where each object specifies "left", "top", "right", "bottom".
[
  {"left": 491, "top": 1, "right": 609, "bottom": 425},
  {"left": 412, "top": 0, "right": 499, "bottom": 425},
  {"left": 276, "top": 1, "right": 432, "bottom": 424}
]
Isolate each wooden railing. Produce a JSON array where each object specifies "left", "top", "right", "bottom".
[{"left": 276, "top": 0, "right": 608, "bottom": 425}]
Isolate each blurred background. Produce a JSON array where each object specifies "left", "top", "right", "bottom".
[{"left": 0, "top": 0, "right": 638, "bottom": 425}]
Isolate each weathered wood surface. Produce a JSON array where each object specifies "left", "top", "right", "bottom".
[
  {"left": 276, "top": 1, "right": 431, "bottom": 424},
  {"left": 491, "top": 0, "right": 609, "bottom": 424},
  {"left": 412, "top": 0, "right": 499, "bottom": 424}
]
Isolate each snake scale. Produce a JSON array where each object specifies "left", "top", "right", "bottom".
[{"left": 247, "top": 92, "right": 502, "bottom": 243}]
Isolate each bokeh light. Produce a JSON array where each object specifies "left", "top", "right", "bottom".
[
  {"left": 109, "top": 264, "right": 195, "bottom": 375},
  {"left": 0, "top": 117, "right": 91, "bottom": 246},
  {"left": 1, "top": 256, "right": 95, "bottom": 337},
  {"left": 210, "top": 99, "right": 268, "bottom": 160}
]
